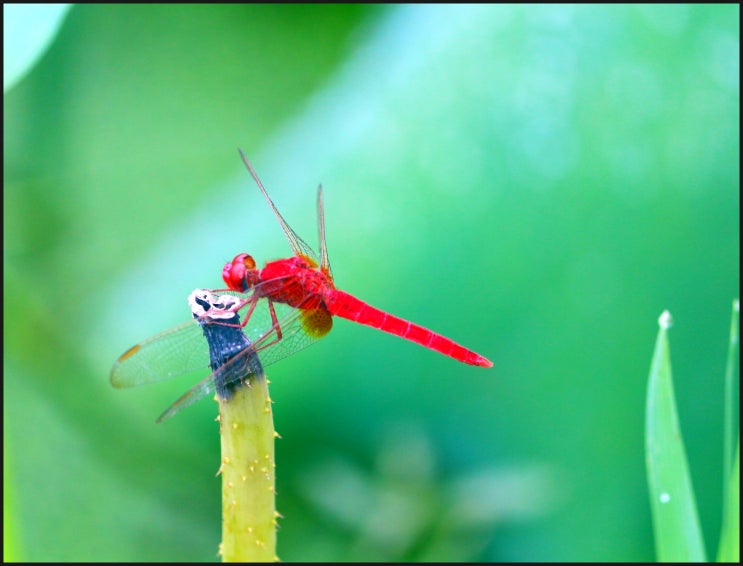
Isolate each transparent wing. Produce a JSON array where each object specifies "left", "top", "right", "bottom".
[
  {"left": 110, "top": 317, "right": 213, "bottom": 389},
  {"left": 110, "top": 277, "right": 331, "bottom": 421},
  {"left": 316, "top": 184, "right": 332, "bottom": 278},
  {"left": 238, "top": 148, "right": 319, "bottom": 264},
  {"left": 154, "top": 293, "right": 331, "bottom": 422}
]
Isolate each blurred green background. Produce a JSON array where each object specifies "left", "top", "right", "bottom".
[{"left": 3, "top": 4, "right": 739, "bottom": 561}]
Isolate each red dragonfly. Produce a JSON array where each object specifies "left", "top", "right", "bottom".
[{"left": 111, "top": 150, "right": 492, "bottom": 421}]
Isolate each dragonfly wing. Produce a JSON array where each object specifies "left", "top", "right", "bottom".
[
  {"left": 112, "top": 277, "right": 332, "bottom": 421},
  {"left": 221, "top": 288, "right": 332, "bottom": 370},
  {"left": 156, "top": 369, "right": 219, "bottom": 422},
  {"left": 155, "top": 292, "right": 331, "bottom": 422},
  {"left": 237, "top": 149, "right": 319, "bottom": 264},
  {"left": 109, "top": 288, "right": 258, "bottom": 389},
  {"left": 316, "top": 184, "right": 332, "bottom": 278},
  {"left": 110, "top": 318, "right": 212, "bottom": 388}
]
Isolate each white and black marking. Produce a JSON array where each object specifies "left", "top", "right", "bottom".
[{"left": 188, "top": 289, "right": 263, "bottom": 399}]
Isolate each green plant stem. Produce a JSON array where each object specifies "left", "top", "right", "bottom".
[{"left": 218, "top": 374, "right": 277, "bottom": 562}]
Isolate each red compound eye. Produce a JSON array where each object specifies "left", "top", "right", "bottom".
[{"left": 222, "top": 253, "right": 256, "bottom": 291}]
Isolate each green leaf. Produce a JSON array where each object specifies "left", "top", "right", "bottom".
[
  {"left": 722, "top": 299, "right": 740, "bottom": 502},
  {"left": 3, "top": 437, "right": 22, "bottom": 562},
  {"left": 717, "top": 440, "right": 740, "bottom": 562},
  {"left": 645, "top": 311, "right": 706, "bottom": 562},
  {"left": 718, "top": 299, "right": 740, "bottom": 563},
  {"left": 3, "top": 4, "right": 71, "bottom": 91}
]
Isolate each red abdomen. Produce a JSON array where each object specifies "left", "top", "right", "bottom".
[{"left": 323, "top": 289, "right": 492, "bottom": 367}]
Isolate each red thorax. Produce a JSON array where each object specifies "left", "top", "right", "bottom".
[{"left": 222, "top": 252, "right": 334, "bottom": 311}]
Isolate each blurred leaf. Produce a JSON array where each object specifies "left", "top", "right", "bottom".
[
  {"left": 3, "top": 3, "right": 71, "bottom": 91},
  {"left": 718, "top": 300, "right": 740, "bottom": 563},
  {"left": 645, "top": 311, "right": 706, "bottom": 562},
  {"left": 722, "top": 300, "right": 739, "bottom": 509},
  {"left": 3, "top": 439, "right": 21, "bottom": 562},
  {"left": 716, "top": 440, "right": 739, "bottom": 562}
]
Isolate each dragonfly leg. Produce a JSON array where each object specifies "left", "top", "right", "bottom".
[
  {"left": 207, "top": 286, "right": 234, "bottom": 293},
  {"left": 208, "top": 297, "right": 259, "bottom": 329},
  {"left": 252, "top": 300, "right": 284, "bottom": 353},
  {"left": 270, "top": 300, "right": 283, "bottom": 341},
  {"left": 215, "top": 298, "right": 284, "bottom": 348},
  {"left": 237, "top": 298, "right": 259, "bottom": 328}
]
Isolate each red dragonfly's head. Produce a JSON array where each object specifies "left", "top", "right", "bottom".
[{"left": 222, "top": 253, "right": 259, "bottom": 292}]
